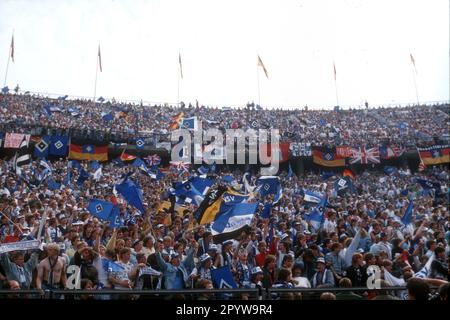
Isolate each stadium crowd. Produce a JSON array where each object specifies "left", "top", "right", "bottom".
[
  {"left": 0, "top": 156, "right": 448, "bottom": 300},
  {"left": 1, "top": 92, "right": 449, "bottom": 147},
  {"left": 0, "top": 91, "right": 449, "bottom": 301}
]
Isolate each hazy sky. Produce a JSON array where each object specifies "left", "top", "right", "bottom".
[{"left": 0, "top": 0, "right": 449, "bottom": 109}]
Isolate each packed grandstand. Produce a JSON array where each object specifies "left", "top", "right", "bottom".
[{"left": 0, "top": 89, "right": 449, "bottom": 300}]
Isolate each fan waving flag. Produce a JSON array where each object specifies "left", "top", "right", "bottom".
[
  {"left": 115, "top": 177, "right": 145, "bottom": 214},
  {"left": 211, "top": 266, "right": 238, "bottom": 289},
  {"left": 401, "top": 199, "right": 414, "bottom": 225},
  {"left": 257, "top": 55, "right": 268, "bottom": 78},
  {"left": 88, "top": 199, "right": 114, "bottom": 220}
]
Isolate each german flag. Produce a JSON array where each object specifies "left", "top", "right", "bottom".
[
  {"left": 68, "top": 144, "right": 108, "bottom": 161},
  {"left": 169, "top": 112, "right": 184, "bottom": 130},
  {"left": 343, "top": 168, "right": 356, "bottom": 180},
  {"left": 313, "top": 147, "right": 345, "bottom": 167},
  {"left": 194, "top": 185, "right": 227, "bottom": 225},
  {"left": 417, "top": 145, "right": 450, "bottom": 165},
  {"left": 120, "top": 152, "right": 136, "bottom": 162}
]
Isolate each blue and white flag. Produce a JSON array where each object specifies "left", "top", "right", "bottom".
[
  {"left": 87, "top": 199, "right": 115, "bottom": 220},
  {"left": 135, "top": 138, "right": 145, "bottom": 150},
  {"left": 180, "top": 117, "right": 198, "bottom": 131},
  {"left": 34, "top": 136, "right": 50, "bottom": 158},
  {"left": 210, "top": 202, "right": 257, "bottom": 243},
  {"left": 256, "top": 176, "right": 282, "bottom": 203},
  {"left": 211, "top": 266, "right": 238, "bottom": 289},
  {"left": 303, "top": 189, "right": 324, "bottom": 204},
  {"left": 305, "top": 195, "right": 328, "bottom": 230},
  {"left": 49, "top": 135, "right": 69, "bottom": 157}
]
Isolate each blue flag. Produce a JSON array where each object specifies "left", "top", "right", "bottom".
[
  {"left": 305, "top": 195, "right": 328, "bottom": 230},
  {"left": 108, "top": 205, "right": 122, "bottom": 228},
  {"left": 180, "top": 117, "right": 198, "bottom": 130},
  {"left": 1, "top": 86, "right": 9, "bottom": 94},
  {"left": 102, "top": 112, "right": 114, "bottom": 122},
  {"left": 261, "top": 202, "right": 272, "bottom": 219},
  {"left": 90, "top": 161, "right": 101, "bottom": 171},
  {"left": 115, "top": 177, "right": 145, "bottom": 214},
  {"left": 135, "top": 138, "right": 145, "bottom": 150},
  {"left": 197, "top": 165, "right": 209, "bottom": 175},
  {"left": 257, "top": 176, "right": 282, "bottom": 203},
  {"left": 88, "top": 199, "right": 114, "bottom": 220},
  {"left": 69, "top": 160, "right": 81, "bottom": 170},
  {"left": 47, "top": 178, "right": 61, "bottom": 191},
  {"left": 211, "top": 266, "right": 238, "bottom": 289},
  {"left": 34, "top": 135, "right": 50, "bottom": 158},
  {"left": 384, "top": 166, "right": 397, "bottom": 176},
  {"left": 320, "top": 171, "right": 334, "bottom": 180},
  {"left": 287, "top": 162, "right": 293, "bottom": 178},
  {"left": 222, "top": 175, "right": 234, "bottom": 183},
  {"left": 49, "top": 135, "right": 69, "bottom": 157},
  {"left": 416, "top": 179, "right": 441, "bottom": 191},
  {"left": 175, "top": 177, "right": 213, "bottom": 205},
  {"left": 401, "top": 199, "right": 414, "bottom": 225},
  {"left": 76, "top": 168, "right": 90, "bottom": 186}
]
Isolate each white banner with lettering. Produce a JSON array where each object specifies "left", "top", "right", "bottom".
[{"left": 0, "top": 240, "right": 41, "bottom": 254}]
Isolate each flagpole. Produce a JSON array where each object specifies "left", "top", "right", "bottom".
[
  {"left": 93, "top": 43, "right": 99, "bottom": 106},
  {"left": 412, "top": 67, "right": 420, "bottom": 106},
  {"left": 177, "top": 71, "right": 180, "bottom": 107},
  {"left": 3, "top": 31, "right": 13, "bottom": 87},
  {"left": 333, "top": 63, "right": 339, "bottom": 107},
  {"left": 257, "top": 62, "right": 261, "bottom": 107}
]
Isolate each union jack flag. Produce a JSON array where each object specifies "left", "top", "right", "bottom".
[
  {"left": 169, "top": 161, "right": 190, "bottom": 173},
  {"left": 144, "top": 154, "right": 161, "bottom": 166},
  {"left": 350, "top": 146, "right": 380, "bottom": 164}
]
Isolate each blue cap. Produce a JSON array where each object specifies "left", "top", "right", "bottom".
[{"left": 171, "top": 252, "right": 180, "bottom": 260}]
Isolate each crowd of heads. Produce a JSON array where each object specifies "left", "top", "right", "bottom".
[{"left": 0, "top": 91, "right": 449, "bottom": 300}]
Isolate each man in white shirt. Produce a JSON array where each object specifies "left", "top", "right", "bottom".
[{"left": 323, "top": 211, "right": 337, "bottom": 234}]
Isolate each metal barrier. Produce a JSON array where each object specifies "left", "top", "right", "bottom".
[{"left": 0, "top": 286, "right": 435, "bottom": 300}]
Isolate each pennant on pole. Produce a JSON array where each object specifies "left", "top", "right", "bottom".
[
  {"left": 10, "top": 34, "right": 14, "bottom": 63},
  {"left": 257, "top": 55, "right": 268, "bottom": 78},
  {"left": 98, "top": 44, "right": 102, "bottom": 72},
  {"left": 410, "top": 53, "right": 417, "bottom": 74},
  {"left": 333, "top": 62, "right": 337, "bottom": 81},
  {"left": 179, "top": 52, "right": 183, "bottom": 79}
]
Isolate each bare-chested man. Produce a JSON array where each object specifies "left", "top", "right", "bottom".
[{"left": 36, "top": 243, "right": 67, "bottom": 290}]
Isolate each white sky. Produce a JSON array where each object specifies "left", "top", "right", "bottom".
[{"left": 0, "top": 0, "right": 449, "bottom": 109}]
